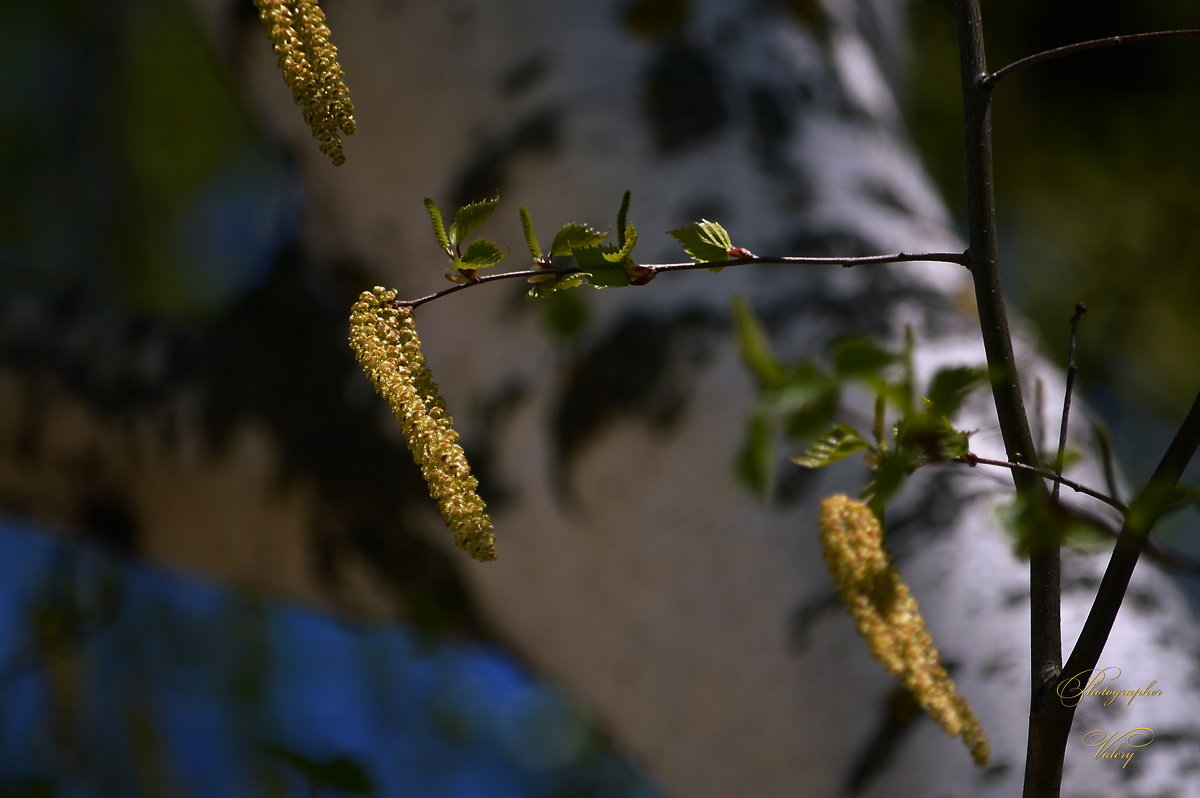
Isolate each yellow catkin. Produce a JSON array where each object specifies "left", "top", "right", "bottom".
[
  {"left": 349, "top": 288, "right": 496, "bottom": 562},
  {"left": 253, "top": 0, "right": 356, "bottom": 165},
  {"left": 819, "top": 495, "right": 989, "bottom": 766}
]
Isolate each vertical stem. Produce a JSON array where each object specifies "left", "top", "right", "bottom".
[
  {"left": 952, "top": 1, "right": 1064, "bottom": 795},
  {"left": 1052, "top": 303, "right": 1088, "bottom": 501}
]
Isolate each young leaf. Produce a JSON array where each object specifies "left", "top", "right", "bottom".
[
  {"left": 831, "top": 335, "right": 896, "bottom": 381},
  {"left": 616, "top": 190, "right": 631, "bottom": 247},
  {"left": 607, "top": 223, "right": 638, "bottom": 262},
  {"left": 519, "top": 206, "right": 542, "bottom": 260},
  {"left": 926, "top": 366, "right": 986, "bottom": 418},
  {"left": 731, "top": 295, "right": 783, "bottom": 388},
  {"left": 574, "top": 246, "right": 630, "bottom": 288},
  {"left": 550, "top": 223, "right": 608, "bottom": 257},
  {"left": 997, "top": 493, "right": 1097, "bottom": 559},
  {"left": 792, "top": 424, "right": 869, "bottom": 468},
  {"left": 527, "top": 273, "right": 589, "bottom": 300},
  {"left": 863, "top": 449, "right": 909, "bottom": 516},
  {"left": 668, "top": 219, "right": 734, "bottom": 263},
  {"left": 893, "top": 410, "right": 971, "bottom": 464},
  {"left": 424, "top": 197, "right": 452, "bottom": 255},
  {"left": 780, "top": 384, "right": 841, "bottom": 442},
  {"left": 447, "top": 196, "right": 500, "bottom": 248},
  {"left": 574, "top": 224, "right": 638, "bottom": 288},
  {"left": 457, "top": 239, "right": 506, "bottom": 270}
]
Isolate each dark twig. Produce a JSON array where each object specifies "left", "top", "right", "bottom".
[
  {"left": 953, "top": 453, "right": 1126, "bottom": 513},
  {"left": 1093, "top": 424, "right": 1123, "bottom": 505},
  {"left": 639, "top": 251, "right": 970, "bottom": 275},
  {"left": 1052, "top": 303, "right": 1087, "bottom": 501},
  {"left": 397, "top": 251, "right": 970, "bottom": 308},
  {"left": 985, "top": 29, "right": 1200, "bottom": 88}
]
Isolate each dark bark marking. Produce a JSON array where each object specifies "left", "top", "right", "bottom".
[{"left": 640, "top": 44, "right": 728, "bottom": 154}]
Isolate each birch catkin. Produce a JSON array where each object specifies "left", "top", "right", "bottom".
[
  {"left": 253, "top": 0, "right": 356, "bottom": 165},
  {"left": 349, "top": 288, "right": 496, "bottom": 562},
  {"left": 819, "top": 494, "right": 988, "bottom": 766}
]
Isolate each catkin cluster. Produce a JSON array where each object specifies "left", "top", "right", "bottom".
[
  {"left": 349, "top": 288, "right": 496, "bottom": 562},
  {"left": 819, "top": 495, "right": 989, "bottom": 766},
  {"left": 253, "top": 0, "right": 356, "bottom": 165}
]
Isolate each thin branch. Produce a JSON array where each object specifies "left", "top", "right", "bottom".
[
  {"left": 397, "top": 251, "right": 970, "bottom": 308},
  {"left": 953, "top": 453, "right": 1126, "bottom": 513},
  {"left": 1093, "top": 424, "right": 1123, "bottom": 505},
  {"left": 985, "top": 29, "right": 1200, "bottom": 88},
  {"left": 1052, "top": 303, "right": 1087, "bottom": 501},
  {"left": 640, "top": 250, "right": 970, "bottom": 275}
]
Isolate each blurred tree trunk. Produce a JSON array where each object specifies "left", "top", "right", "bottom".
[{"left": 3, "top": 1, "right": 1198, "bottom": 795}]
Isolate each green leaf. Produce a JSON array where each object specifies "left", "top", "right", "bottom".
[
  {"left": 893, "top": 410, "right": 971, "bottom": 464},
  {"left": 736, "top": 410, "right": 775, "bottom": 499},
  {"left": 456, "top": 239, "right": 506, "bottom": 270},
  {"left": 575, "top": 225, "right": 637, "bottom": 288},
  {"left": 791, "top": 424, "right": 869, "bottom": 468},
  {"left": 667, "top": 219, "right": 734, "bottom": 263},
  {"left": 1041, "top": 445, "right": 1083, "bottom": 472},
  {"left": 527, "top": 272, "right": 589, "bottom": 300},
  {"left": 863, "top": 449, "right": 909, "bottom": 514},
  {"left": 616, "top": 190, "right": 632, "bottom": 247},
  {"left": 830, "top": 335, "right": 896, "bottom": 381},
  {"left": 447, "top": 195, "right": 499, "bottom": 248},
  {"left": 998, "top": 494, "right": 1099, "bottom": 559},
  {"left": 423, "top": 197, "right": 451, "bottom": 255},
  {"left": 780, "top": 385, "right": 841, "bottom": 442},
  {"left": 574, "top": 246, "right": 630, "bottom": 288},
  {"left": 731, "top": 295, "right": 783, "bottom": 387},
  {"left": 926, "top": 366, "right": 986, "bottom": 417},
  {"left": 519, "top": 206, "right": 542, "bottom": 260},
  {"left": 755, "top": 361, "right": 839, "bottom": 442},
  {"left": 873, "top": 392, "right": 887, "bottom": 450},
  {"left": 607, "top": 223, "right": 638, "bottom": 262},
  {"left": 550, "top": 223, "right": 608, "bottom": 257}
]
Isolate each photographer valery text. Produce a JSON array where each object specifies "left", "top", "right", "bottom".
[{"left": 1056, "top": 666, "right": 1163, "bottom": 708}]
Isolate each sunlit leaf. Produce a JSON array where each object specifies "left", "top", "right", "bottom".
[
  {"left": 792, "top": 423, "right": 869, "bottom": 468},
  {"left": 616, "top": 190, "right": 632, "bottom": 247},
  {"left": 606, "top": 223, "right": 638, "bottom": 262},
  {"left": 667, "top": 219, "right": 734, "bottom": 262},
  {"left": 447, "top": 195, "right": 499, "bottom": 248},
  {"left": 423, "top": 197, "right": 451, "bottom": 255},
  {"left": 550, "top": 223, "right": 608, "bottom": 257},
  {"left": 457, "top": 238, "right": 506, "bottom": 270},
  {"left": 519, "top": 206, "right": 542, "bottom": 260}
]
